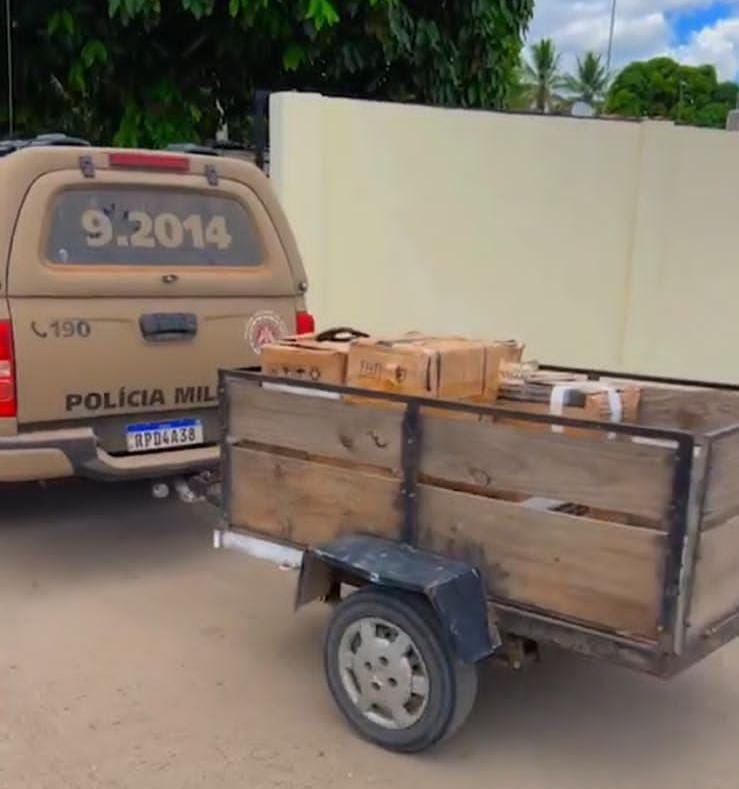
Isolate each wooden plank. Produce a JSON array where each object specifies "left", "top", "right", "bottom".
[
  {"left": 638, "top": 386, "right": 739, "bottom": 433},
  {"left": 228, "top": 445, "right": 401, "bottom": 546},
  {"left": 226, "top": 379, "right": 403, "bottom": 471},
  {"left": 417, "top": 485, "right": 665, "bottom": 639},
  {"left": 689, "top": 514, "right": 739, "bottom": 634},
  {"left": 420, "top": 414, "right": 676, "bottom": 521},
  {"left": 703, "top": 431, "right": 739, "bottom": 526}
]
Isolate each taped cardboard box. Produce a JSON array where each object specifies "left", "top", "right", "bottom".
[
  {"left": 344, "top": 335, "right": 488, "bottom": 421},
  {"left": 261, "top": 335, "right": 350, "bottom": 385},
  {"left": 426, "top": 338, "right": 524, "bottom": 421},
  {"left": 346, "top": 335, "right": 486, "bottom": 399},
  {"left": 483, "top": 340, "right": 525, "bottom": 401},
  {"left": 495, "top": 374, "right": 641, "bottom": 438}
]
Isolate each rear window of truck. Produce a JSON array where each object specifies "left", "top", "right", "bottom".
[{"left": 46, "top": 188, "right": 262, "bottom": 267}]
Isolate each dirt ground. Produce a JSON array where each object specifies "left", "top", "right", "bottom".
[{"left": 1, "top": 480, "right": 738, "bottom": 789}]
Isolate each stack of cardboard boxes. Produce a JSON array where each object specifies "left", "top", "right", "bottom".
[
  {"left": 260, "top": 330, "right": 641, "bottom": 432},
  {"left": 493, "top": 365, "right": 641, "bottom": 437}
]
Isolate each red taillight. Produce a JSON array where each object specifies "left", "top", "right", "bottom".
[
  {"left": 108, "top": 151, "right": 190, "bottom": 172},
  {"left": 295, "top": 311, "right": 316, "bottom": 335},
  {"left": 0, "top": 321, "right": 17, "bottom": 418}
]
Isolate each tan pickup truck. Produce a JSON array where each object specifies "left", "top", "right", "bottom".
[{"left": 0, "top": 135, "right": 311, "bottom": 483}]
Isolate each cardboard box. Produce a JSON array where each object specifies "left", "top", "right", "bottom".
[
  {"left": 482, "top": 340, "right": 525, "bottom": 401},
  {"left": 346, "top": 335, "right": 486, "bottom": 399},
  {"left": 495, "top": 377, "right": 641, "bottom": 438},
  {"left": 261, "top": 335, "right": 349, "bottom": 385}
]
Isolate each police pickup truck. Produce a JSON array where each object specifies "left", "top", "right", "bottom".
[{"left": 0, "top": 135, "right": 312, "bottom": 483}]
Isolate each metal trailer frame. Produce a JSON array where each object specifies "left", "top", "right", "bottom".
[{"left": 217, "top": 366, "right": 739, "bottom": 678}]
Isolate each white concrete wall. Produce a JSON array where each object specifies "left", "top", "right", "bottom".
[{"left": 271, "top": 92, "right": 739, "bottom": 382}]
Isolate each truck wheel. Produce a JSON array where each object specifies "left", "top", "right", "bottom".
[{"left": 324, "top": 587, "right": 478, "bottom": 753}]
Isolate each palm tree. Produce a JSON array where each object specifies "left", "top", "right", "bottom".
[
  {"left": 521, "top": 39, "right": 563, "bottom": 113},
  {"left": 563, "top": 51, "right": 610, "bottom": 110}
]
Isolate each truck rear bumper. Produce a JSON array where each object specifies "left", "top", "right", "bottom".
[{"left": 0, "top": 428, "right": 219, "bottom": 482}]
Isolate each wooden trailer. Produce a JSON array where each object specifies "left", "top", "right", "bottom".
[{"left": 214, "top": 367, "right": 739, "bottom": 752}]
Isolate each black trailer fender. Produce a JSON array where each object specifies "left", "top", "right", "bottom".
[{"left": 295, "top": 535, "right": 500, "bottom": 663}]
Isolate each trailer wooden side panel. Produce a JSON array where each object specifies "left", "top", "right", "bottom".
[
  {"left": 638, "top": 387, "right": 739, "bottom": 433},
  {"left": 228, "top": 445, "right": 401, "bottom": 546},
  {"left": 689, "top": 515, "right": 739, "bottom": 635},
  {"left": 227, "top": 443, "right": 665, "bottom": 640},
  {"left": 420, "top": 414, "right": 676, "bottom": 522},
  {"left": 703, "top": 431, "right": 739, "bottom": 526},
  {"left": 228, "top": 381, "right": 403, "bottom": 472},
  {"left": 417, "top": 485, "right": 665, "bottom": 639},
  {"left": 228, "top": 382, "right": 677, "bottom": 522}
]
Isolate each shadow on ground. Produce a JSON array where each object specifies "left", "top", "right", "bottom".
[{"left": 0, "top": 479, "right": 216, "bottom": 586}]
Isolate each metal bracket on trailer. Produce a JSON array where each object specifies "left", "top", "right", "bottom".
[{"left": 296, "top": 535, "right": 500, "bottom": 664}]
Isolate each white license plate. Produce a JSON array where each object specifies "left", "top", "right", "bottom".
[{"left": 126, "top": 418, "right": 203, "bottom": 453}]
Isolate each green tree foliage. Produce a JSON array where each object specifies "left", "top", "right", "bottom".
[
  {"left": 520, "top": 38, "right": 563, "bottom": 112},
  {"left": 503, "top": 65, "right": 530, "bottom": 111},
  {"left": 2, "top": 0, "right": 535, "bottom": 147},
  {"left": 562, "top": 51, "right": 610, "bottom": 109},
  {"left": 605, "top": 57, "right": 738, "bottom": 128}
]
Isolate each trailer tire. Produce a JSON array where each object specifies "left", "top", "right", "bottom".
[{"left": 324, "top": 586, "right": 478, "bottom": 752}]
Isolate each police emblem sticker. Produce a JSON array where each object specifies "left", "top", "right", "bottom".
[{"left": 245, "top": 311, "right": 289, "bottom": 354}]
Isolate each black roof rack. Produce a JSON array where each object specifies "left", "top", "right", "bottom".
[
  {"left": 0, "top": 140, "right": 27, "bottom": 157},
  {"left": 28, "top": 133, "right": 91, "bottom": 147},
  {"left": 207, "top": 140, "right": 252, "bottom": 151},
  {"left": 0, "top": 133, "right": 91, "bottom": 158},
  {"left": 165, "top": 142, "right": 220, "bottom": 157}
]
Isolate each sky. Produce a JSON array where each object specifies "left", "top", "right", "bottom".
[{"left": 527, "top": 0, "right": 739, "bottom": 80}]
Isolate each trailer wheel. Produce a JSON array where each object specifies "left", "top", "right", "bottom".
[{"left": 324, "top": 587, "right": 478, "bottom": 752}]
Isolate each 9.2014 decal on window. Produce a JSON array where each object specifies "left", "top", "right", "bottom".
[{"left": 82, "top": 210, "right": 232, "bottom": 251}]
